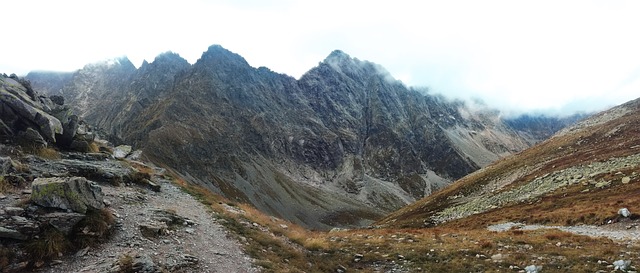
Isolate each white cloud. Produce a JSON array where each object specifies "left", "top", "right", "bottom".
[{"left": 2, "top": 0, "right": 639, "bottom": 114}]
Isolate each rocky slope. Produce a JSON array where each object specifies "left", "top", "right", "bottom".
[
  {"left": 0, "top": 74, "right": 256, "bottom": 272},
  {"left": 378, "top": 96, "right": 640, "bottom": 229},
  {"left": 504, "top": 113, "right": 587, "bottom": 145},
  {"left": 27, "top": 46, "right": 537, "bottom": 229}
]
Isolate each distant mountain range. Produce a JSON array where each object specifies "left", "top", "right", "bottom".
[{"left": 26, "top": 45, "right": 581, "bottom": 229}]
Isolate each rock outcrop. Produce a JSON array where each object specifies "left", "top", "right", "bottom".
[
  {"left": 0, "top": 74, "right": 95, "bottom": 151},
  {"left": 31, "top": 177, "right": 104, "bottom": 214}
]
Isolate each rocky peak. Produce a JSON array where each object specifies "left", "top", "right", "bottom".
[
  {"left": 81, "top": 57, "right": 136, "bottom": 72},
  {"left": 196, "top": 45, "right": 251, "bottom": 69},
  {"left": 150, "top": 52, "right": 190, "bottom": 68}
]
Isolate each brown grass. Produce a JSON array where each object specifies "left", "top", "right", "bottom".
[
  {"left": 0, "top": 176, "right": 11, "bottom": 193},
  {"left": 35, "top": 147, "right": 61, "bottom": 160},
  {"left": 24, "top": 228, "right": 70, "bottom": 261},
  {"left": 88, "top": 141, "right": 101, "bottom": 153},
  {"left": 162, "top": 149, "right": 640, "bottom": 272},
  {"left": 379, "top": 100, "right": 640, "bottom": 229},
  {"left": 72, "top": 208, "right": 116, "bottom": 247}
]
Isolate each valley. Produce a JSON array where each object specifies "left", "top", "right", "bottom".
[{"left": 2, "top": 44, "right": 639, "bottom": 272}]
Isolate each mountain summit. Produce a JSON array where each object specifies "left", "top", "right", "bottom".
[{"left": 28, "top": 45, "right": 539, "bottom": 229}]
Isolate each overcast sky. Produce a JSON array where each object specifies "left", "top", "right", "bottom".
[{"left": 2, "top": 0, "right": 639, "bottom": 115}]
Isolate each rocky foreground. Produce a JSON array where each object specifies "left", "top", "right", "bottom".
[{"left": 0, "top": 73, "right": 256, "bottom": 272}]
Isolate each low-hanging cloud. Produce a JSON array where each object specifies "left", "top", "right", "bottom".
[{"left": 1, "top": 0, "right": 639, "bottom": 116}]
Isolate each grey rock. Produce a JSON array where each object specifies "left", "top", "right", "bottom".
[
  {"left": 0, "top": 226, "right": 26, "bottom": 240},
  {"left": 4, "top": 206, "right": 24, "bottom": 216},
  {"left": 50, "top": 95, "right": 64, "bottom": 105},
  {"left": 126, "top": 150, "right": 143, "bottom": 160},
  {"left": 58, "top": 114, "right": 79, "bottom": 148},
  {"left": 139, "top": 222, "right": 168, "bottom": 238},
  {"left": 18, "top": 127, "right": 47, "bottom": 148},
  {"left": 613, "top": 260, "right": 631, "bottom": 271},
  {"left": 622, "top": 177, "right": 631, "bottom": 184},
  {"left": 151, "top": 209, "right": 188, "bottom": 226},
  {"left": 525, "top": 265, "right": 543, "bottom": 273},
  {"left": 0, "top": 156, "right": 14, "bottom": 175},
  {"left": 31, "top": 177, "right": 105, "bottom": 213},
  {"left": 38, "top": 212, "right": 86, "bottom": 235},
  {"left": 69, "top": 140, "right": 91, "bottom": 152},
  {"left": 619, "top": 208, "right": 631, "bottom": 218},
  {"left": 0, "top": 81, "right": 63, "bottom": 142},
  {"left": 113, "top": 145, "right": 132, "bottom": 159}
]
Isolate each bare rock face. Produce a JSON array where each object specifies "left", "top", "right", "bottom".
[
  {"left": 0, "top": 77, "right": 63, "bottom": 142},
  {"left": 31, "top": 177, "right": 105, "bottom": 214},
  {"left": 27, "top": 46, "right": 578, "bottom": 229}
]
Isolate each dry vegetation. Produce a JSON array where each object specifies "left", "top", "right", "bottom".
[
  {"left": 168, "top": 172, "right": 640, "bottom": 272},
  {"left": 378, "top": 99, "right": 640, "bottom": 228},
  {"left": 151, "top": 100, "right": 640, "bottom": 272}
]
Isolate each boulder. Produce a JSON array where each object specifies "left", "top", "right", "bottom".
[
  {"left": 31, "top": 177, "right": 105, "bottom": 213},
  {"left": 57, "top": 114, "right": 79, "bottom": 148},
  {"left": 0, "top": 156, "right": 14, "bottom": 174},
  {"left": 619, "top": 208, "right": 631, "bottom": 218},
  {"left": 0, "top": 226, "right": 26, "bottom": 240},
  {"left": 113, "top": 145, "right": 132, "bottom": 159},
  {"left": 0, "top": 87, "right": 63, "bottom": 142},
  {"left": 38, "top": 212, "right": 85, "bottom": 235},
  {"left": 613, "top": 260, "right": 631, "bottom": 271},
  {"left": 139, "top": 222, "right": 168, "bottom": 238},
  {"left": 18, "top": 127, "right": 47, "bottom": 148},
  {"left": 50, "top": 95, "right": 64, "bottom": 105},
  {"left": 525, "top": 265, "right": 542, "bottom": 273}
]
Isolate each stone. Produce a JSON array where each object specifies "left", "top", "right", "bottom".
[
  {"left": 18, "top": 127, "right": 47, "bottom": 148},
  {"left": 31, "top": 177, "right": 105, "bottom": 214},
  {"left": 0, "top": 226, "right": 26, "bottom": 240},
  {"left": 4, "top": 206, "right": 24, "bottom": 216},
  {"left": 613, "top": 260, "right": 631, "bottom": 271},
  {"left": 142, "top": 179, "right": 161, "bottom": 192},
  {"left": 491, "top": 253, "right": 504, "bottom": 262},
  {"left": 113, "top": 145, "right": 132, "bottom": 159},
  {"left": 151, "top": 209, "right": 187, "bottom": 226},
  {"left": 39, "top": 212, "right": 86, "bottom": 235},
  {"left": 0, "top": 156, "right": 14, "bottom": 175},
  {"left": 619, "top": 208, "right": 631, "bottom": 218},
  {"left": 69, "top": 140, "right": 91, "bottom": 152},
  {"left": 525, "top": 265, "right": 542, "bottom": 273},
  {"left": 139, "top": 222, "right": 168, "bottom": 238},
  {"left": 0, "top": 87, "right": 63, "bottom": 142},
  {"left": 57, "top": 114, "right": 79, "bottom": 148},
  {"left": 622, "top": 177, "right": 631, "bottom": 184},
  {"left": 50, "top": 95, "right": 65, "bottom": 105},
  {"left": 126, "top": 150, "right": 143, "bottom": 160}
]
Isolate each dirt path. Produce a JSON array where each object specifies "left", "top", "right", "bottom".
[
  {"left": 488, "top": 221, "right": 640, "bottom": 242},
  {"left": 39, "top": 179, "right": 258, "bottom": 273}
]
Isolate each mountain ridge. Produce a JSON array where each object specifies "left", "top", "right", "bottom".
[{"left": 26, "top": 45, "right": 565, "bottom": 229}]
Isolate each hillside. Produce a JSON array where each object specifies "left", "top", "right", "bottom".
[
  {"left": 27, "top": 45, "right": 534, "bottom": 229},
  {"left": 378, "top": 97, "right": 640, "bottom": 229}
]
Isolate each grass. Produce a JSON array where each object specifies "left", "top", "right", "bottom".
[
  {"left": 34, "top": 147, "right": 61, "bottom": 160},
  {"left": 165, "top": 170, "right": 640, "bottom": 272},
  {"left": 24, "top": 228, "right": 71, "bottom": 261},
  {"left": 114, "top": 254, "right": 135, "bottom": 273},
  {"left": 72, "top": 208, "right": 116, "bottom": 247},
  {"left": 0, "top": 176, "right": 10, "bottom": 193}
]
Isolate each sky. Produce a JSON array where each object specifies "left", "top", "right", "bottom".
[{"left": 2, "top": 0, "right": 640, "bottom": 115}]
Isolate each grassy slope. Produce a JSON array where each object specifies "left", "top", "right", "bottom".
[{"left": 377, "top": 98, "right": 640, "bottom": 229}]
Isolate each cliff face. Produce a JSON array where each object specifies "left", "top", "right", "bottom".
[{"left": 28, "top": 46, "right": 532, "bottom": 229}]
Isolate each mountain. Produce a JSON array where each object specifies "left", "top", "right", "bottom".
[
  {"left": 505, "top": 113, "right": 588, "bottom": 144},
  {"left": 378, "top": 96, "right": 640, "bottom": 228},
  {"left": 27, "top": 45, "right": 540, "bottom": 229}
]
